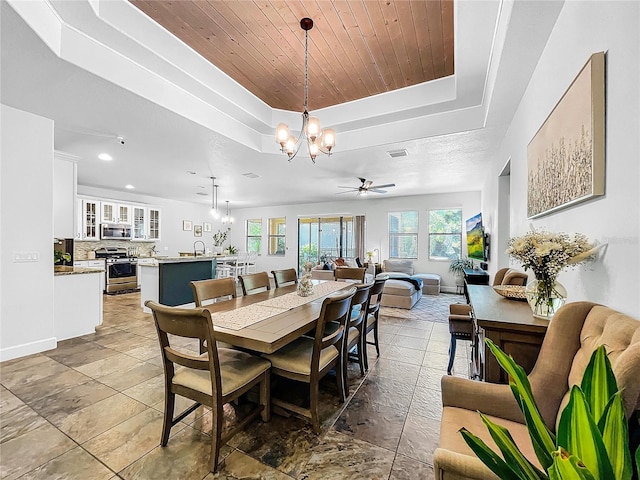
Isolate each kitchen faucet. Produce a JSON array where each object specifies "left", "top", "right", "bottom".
[{"left": 193, "top": 240, "right": 206, "bottom": 257}]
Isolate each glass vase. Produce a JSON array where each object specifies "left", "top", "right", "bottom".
[
  {"left": 524, "top": 278, "right": 567, "bottom": 320},
  {"left": 297, "top": 273, "right": 314, "bottom": 297}
]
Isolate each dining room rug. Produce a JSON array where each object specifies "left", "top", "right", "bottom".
[{"left": 379, "top": 292, "right": 464, "bottom": 323}]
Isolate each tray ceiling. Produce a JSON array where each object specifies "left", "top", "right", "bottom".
[{"left": 129, "top": 0, "right": 454, "bottom": 111}]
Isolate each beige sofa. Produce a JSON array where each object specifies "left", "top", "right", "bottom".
[{"left": 434, "top": 302, "right": 640, "bottom": 479}]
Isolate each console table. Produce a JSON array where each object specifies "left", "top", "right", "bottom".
[
  {"left": 467, "top": 285, "right": 549, "bottom": 383},
  {"left": 463, "top": 268, "right": 490, "bottom": 285}
]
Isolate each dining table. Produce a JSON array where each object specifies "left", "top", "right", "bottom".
[{"left": 202, "top": 280, "right": 353, "bottom": 354}]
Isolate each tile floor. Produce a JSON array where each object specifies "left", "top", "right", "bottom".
[{"left": 0, "top": 291, "right": 470, "bottom": 479}]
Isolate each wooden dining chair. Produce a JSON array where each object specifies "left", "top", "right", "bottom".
[
  {"left": 190, "top": 277, "right": 237, "bottom": 353},
  {"left": 239, "top": 272, "right": 271, "bottom": 296},
  {"left": 363, "top": 276, "right": 387, "bottom": 371},
  {"left": 334, "top": 266, "right": 366, "bottom": 282},
  {"left": 271, "top": 268, "right": 298, "bottom": 288},
  {"left": 342, "top": 283, "right": 371, "bottom": 395},
  {"left": 145, "top": 300, "right": 271, "bottom": 473},
  {"left": 262, "top": 287, "right": 356, "bottom": 433}
]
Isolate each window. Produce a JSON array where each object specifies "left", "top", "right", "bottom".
[
  {"left": 428, "top": 209, "right": 462, "bottom": 260},
  {"left": 246, "top": 219, "right": 262, "bottom": 253},
  {"left": 268, "top": 217, "right": 286, "bottom": 255},
  {"left": 388, "top": 211, "right": 418, "bottom": 258}
]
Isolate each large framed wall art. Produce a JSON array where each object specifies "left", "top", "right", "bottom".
[{"left": 527, "top": 51, "right": 605, "bottom": 218}]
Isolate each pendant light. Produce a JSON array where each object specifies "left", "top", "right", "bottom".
[
  {"left": 209, "top": 177, "right": 220, "bottom": 218},
  {"left": 221, "top": 200, "right": 234, "bottom": 225}
]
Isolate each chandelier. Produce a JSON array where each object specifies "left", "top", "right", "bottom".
[
  {"left": 221, "top": 200, "right": 234, "bottom": 225},
  {"left": 275, "top": 18, "right": 336, "bottom": 163},
  {"left": 209, "top": 176, "right": 219, "bottom": 218}
]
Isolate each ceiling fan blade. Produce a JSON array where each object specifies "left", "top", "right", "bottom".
[
  {"left": 368, "top": 189, "right": 387, "bottom": 194},
  {"left": 363, "top": 180, "right": 373, "bottom": 189},
  {"left": 337, "top": 186, "right": 358, "bottom": 189},
  {"left": 368, "top": 183, "right": 395, "bottom": 189},
  {"left": 336, "top": 190, "right": 357, "bottom": 194}
]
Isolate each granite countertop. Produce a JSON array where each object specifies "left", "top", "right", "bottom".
[
  {"left": 142, "top": 256, "right": 220, "bottom": 265},
  {"left": 54, "top": 266, "right": 105, "bottom": 276}
]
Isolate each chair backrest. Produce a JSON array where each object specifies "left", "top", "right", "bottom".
[
  {"left": 367, "top": 276, "right": 387, "bottom": 316},
  {"left": 312, "top": 287, "right": 356, "bottom": 366},
  {"left": 271, "top": 268, "right": 298, "bottom": 288},
  {"left": 334, "top": 267, "right": 366, "bottom": 282},
  {"left": 493, "top": 268, "right": 528, "bottom": 286},
  {"left": 191, "top": 277, "right": 236, "bottom": 306},
  {"left": 239, "top": 272, "right": 271, "bottom": 296},
  {"left": 527, "top": 302, "right": 640, "bottom": 431},
  {"left": 348, "top": 283, "right": 372, "bottom": 332},
  {"left": 145, "top": 300, "right": 222, "bottom": 399}
]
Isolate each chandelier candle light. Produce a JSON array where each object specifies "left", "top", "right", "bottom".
[
  {"left": 506, "top": 230, "right": 598, "bottom": 320},
  {"left": 275, "top": 18, "right": 336, "bottom": 163},
  {"left": 221, "top": 200, "right": 234, "bottom": 225}
]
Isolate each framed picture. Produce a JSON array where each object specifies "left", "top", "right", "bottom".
[
  {"left": 194, "top": 225, "right": 203, "bottom": 237},
  {"left": 527, "top": 51, "right": 605, "bottom": 218},
  {"left": 203, "top": 222, "right": 212, "bottom": 232},
  {"left": 183, "top": 220, "right": 192, "bottom": 231}
]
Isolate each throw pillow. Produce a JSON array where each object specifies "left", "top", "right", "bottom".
[
  {"left": 335, "top": 257, "right": 346, "bottom": 266},
  {"left": 355, "top": 257, "right": 363, "bottom": 267}
]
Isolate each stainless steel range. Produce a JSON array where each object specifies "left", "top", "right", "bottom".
[{"left": 95, "top": 247, "right": 139, "bottom": 294}]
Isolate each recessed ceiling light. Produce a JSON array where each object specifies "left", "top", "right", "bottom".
[
  {"left": 125, "top": 184, "right": 134, "bottom": 189},
  {"left": 387, "top": 149, "right": 408, "bottom": 158},
  {"left": 186, "top": 171, "right": 196, "bottom": 175},
  {"left": 196, "top": 192, "right": 208, "bottom": 196},
  {"left": 98, "top": 153, "right": 113, "bottom": 161},
  {"left": 242, "top": 172, "right": 261, "bottom": 179}
]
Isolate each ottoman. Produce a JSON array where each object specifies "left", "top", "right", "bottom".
[
  {"left": 413, "top": 273, "right": 441, "bottom": 295},
  {"left": 377, "top": 273, "right": 423, "bottom": 309}
]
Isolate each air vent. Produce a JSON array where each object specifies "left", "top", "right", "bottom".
[
  {"left": 196, "top": 192, "right": 208, "bottom": 196},
  {"left": 242, "top": 172, "right": 261, "bottom": 179},
  {"left": 387, "top": 149, "right": 408, "bottom": 158}
]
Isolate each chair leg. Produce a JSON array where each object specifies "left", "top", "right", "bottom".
[
  {"left": 342, "top": 344, "right": 349, "bottom": 400},
  {"left": 260, "top": 372, "right": 270, "bottom": 422},
  {"left": 161, "top": 390, "right": 175, "bottom": 446},
  {"left": 363, "top": 332, "right": 370, "bottom": 372},
  {"left": 357, "top": 338, "right": 365, "bottom": 377},
  {"left": 336, "top": 354, "right": 346, "bottom": 403},
  {"left": 373, "top": 320, "right": 380, "bottom": 357},
  {"left": 210, "top": 404, "right": 224, "bottom": 473},
  {"left": 447, "top": 334, "right": 457, "bottom": 375},
  {"left": 310, "top": 380, "right": 320, "bottom": 434}
]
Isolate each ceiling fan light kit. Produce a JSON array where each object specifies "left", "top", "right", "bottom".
[
  {"left": 337, "top": 177, "right": 396, "bottom": 196},
  {"left": 275, "top": 18, "right": 336, "bottom": 163}
]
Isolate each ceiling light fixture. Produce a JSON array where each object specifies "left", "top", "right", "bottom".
[
  {"left": 275, "top": 18, "right": 336, "bottom": 163},
  {"left": 98, "top": 153, "right": 112, "bottom": 161},
  {"left": 209, "top": 177, "right": 220, "bottom": 218},
  {"left": 221, "top": 200, "right": 234, "bottom": 225},
  {"left": 125, "top": 184, "right": 134, "bottom": 189}
]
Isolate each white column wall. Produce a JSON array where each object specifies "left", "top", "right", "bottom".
[
  {"left": 1, "top": 104, "right": 56, "bottom": 360},
  {"left": 481, "top": 1, "right": 640, "bottom": 315}
]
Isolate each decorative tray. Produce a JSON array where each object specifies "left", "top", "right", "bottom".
[{"left": 492, "top": 285, "right": 527, "bottom": 301}]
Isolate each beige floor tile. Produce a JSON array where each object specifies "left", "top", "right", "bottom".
[
  {"left": 397, "top": 413, "right": 441, "bottom": 465},
  {"left": 380, "top": 345, "right": 426, "bottom": 366},
  {"left": 75, "top": 352, "right": 143, "bottom": 378},
  {"left": 390, "top": 334, "right": 429, "bottom": 351},
  {"left": 97, "top": 362, "right": 163, "bottom": 391},
  {"left": 0, "top": 357, "right": 70, "bottom": 389},
  {"left": 351, "top": 375, "right": 415, "bottom": 412},
  {"left": 18, "top": 446, "right": 115, "bottom": 480},
  {"left": 0, "top": 404, "right": 48, "bottom": 444},
  {"left": 0, "top": 422, "right": 76, "bottom": 480},
  {"left": 203, "top": 449, "right": 292, "bottom": 479},
  {"left": 408, "top": 386, "right": 443, "bottom": 421},
  {"left": 57, "top": 393, "right": 148, "bottom": 443},
  {"left": 8, "top": 367, "right": 93, "bottom": 404},
  {"left": 367, "top": 359, "right": 421, "bottom": 385},
  {"left": 82, "top": 408, "right": 179, "bottom": 472},
  {"left": 389, "top": 453, "right": 435, "bottom": 480},
  {"left": 122, "top": 374, "right": 165, "bottom": 406},
  {"left": 0, "top": 387, "right": 23, "bottom": 412}
]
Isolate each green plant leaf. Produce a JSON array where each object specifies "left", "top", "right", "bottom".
[
  {"left": 479, "top": 413, "right": 547, "bottom": 479},
  {"left": 459, "top": 427, "right": 522, "bottom": 480},
  {"left": 581, "top": 345, "right": 618, "bottom": 423},
  {"left": 635, "top": 444, "right": 639, "bottom": 478},
  {"left": 598, "top": 392, "right": 632, "bottom": 480},
  {"left": 548, "top": 448, "right": 597, "bottom": 480},
  {"left": 486, "top": 339, "right": 556, "bottom": 468},
  {"left": 557, "top": 385, "right": 615, "bottom": 480}
]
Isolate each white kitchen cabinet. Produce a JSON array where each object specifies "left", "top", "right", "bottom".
[
  {"left": 77, "top": 198, "right": 100, "bottom": 241},
  {"left": 131, "top": 206, "right": 161, "bottom": 241},
  {"left": 53, "top": 153, "right": 77, "bottom": 239},
  {"left": 101, "top": 201, "right": 131, "bottom": 224},
  {"left": 148, "top": 207, "right": 161, "bottom": 241},
  {"left": 74, "top": 260, "right": 105, "bottom": 269}
]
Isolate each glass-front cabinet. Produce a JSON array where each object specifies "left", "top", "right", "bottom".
[
  {"left": 77, "top": 198, "right": 99, "bottom": 240},
  {"left": 101, "top": 201, "right": 131, "bottom": 224},
  {"left": 132, "top": 206, "right": 161, "bottom": 241}
]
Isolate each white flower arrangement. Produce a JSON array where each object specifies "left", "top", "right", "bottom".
[{"left": 213, "top": 229, "right": 229, "bottom": 247}]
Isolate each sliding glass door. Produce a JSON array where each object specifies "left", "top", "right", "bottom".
[{"left": 297, "top": 216, "right": 360, "bottom": 271}]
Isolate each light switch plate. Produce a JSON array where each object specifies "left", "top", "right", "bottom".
[{"left": 14, "top": 251, "right": 40, "bottom": 262}]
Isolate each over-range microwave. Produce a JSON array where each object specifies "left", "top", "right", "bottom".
[{"left": 101, "top": 223, "right": 132, "bottom": 240}]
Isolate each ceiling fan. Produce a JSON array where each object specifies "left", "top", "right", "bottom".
[{"left": 337, "top": 177, "right": 396, "bottom": 196}]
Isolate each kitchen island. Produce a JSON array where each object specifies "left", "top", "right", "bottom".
[
  {"left": 139, "top": 256, "right": 218, "bottom": 313},
  {"left": 54, "top": 265, "right": 104, "bottom": 340}
]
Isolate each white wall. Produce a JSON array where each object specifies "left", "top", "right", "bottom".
[
  {"left": 481, "top": 1, "right": 640, "bottom": 315},
  {"left": 224, "top": 191, "right": 481, "bottom": 292},
  {"left": 1, "top": 104, "right": 56, "bottom": 360}
]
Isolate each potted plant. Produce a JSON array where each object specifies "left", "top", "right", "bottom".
[
  {"left": 212, "top": 228, "right": 229, "bottom": 254},
  {"left": 461, "top": 340, "right": 640, "bottom": 479},
  {"left": 54, "top": 250, "right": 71, "bottom": 265},
  {"left": 449, "top": 258, "right": 473, "bottom": 287}
]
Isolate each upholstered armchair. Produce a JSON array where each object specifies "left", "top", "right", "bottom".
[{"left": 435, "top": 301, "right": 640, "bottom": 480}]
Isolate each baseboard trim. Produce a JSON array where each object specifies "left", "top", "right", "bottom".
[{"left": 0, "top": 337, "right": 57, "bottom": 362}]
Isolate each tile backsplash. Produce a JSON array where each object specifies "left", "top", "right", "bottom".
[{"left": 75, "top": 240, "right": 156, "bottom": 260}]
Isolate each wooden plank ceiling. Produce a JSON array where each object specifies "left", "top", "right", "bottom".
[{"left": 130, "top": 0, "right": 454, "bottom": 111}]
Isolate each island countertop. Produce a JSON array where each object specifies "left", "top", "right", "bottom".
[
  {"left": 140, "top": 255, "right": 236, "bottom": 265},
  {"left": 54, "top": 266, "right": 105, "bottom": 276}
]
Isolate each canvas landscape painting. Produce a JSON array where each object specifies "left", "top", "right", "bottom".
[{"left": 527, "top": 52, "right": 605, "bottom": 218}]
